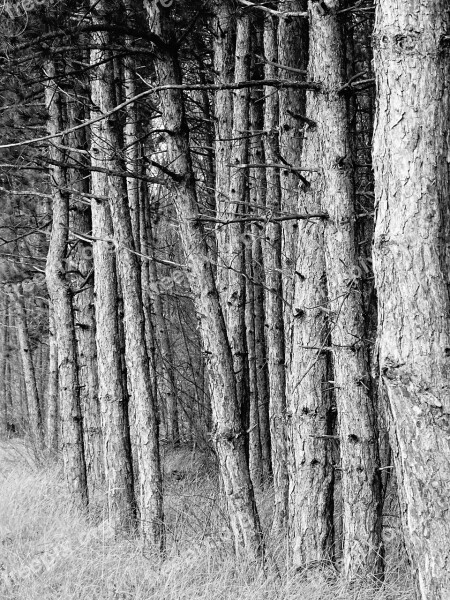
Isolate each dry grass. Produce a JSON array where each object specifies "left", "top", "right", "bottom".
[{"left": 0, "top": 440, "right": 414, "bottom": 600}]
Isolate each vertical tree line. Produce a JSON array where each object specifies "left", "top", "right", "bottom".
[{"left": 0, "top": 1, "right": 449, "bottom": 597}]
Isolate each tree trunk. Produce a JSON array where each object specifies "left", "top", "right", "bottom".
[
  {"left": 287, "top": 2, "right": 334, "bottom": 567},
  {"left": 278, "top": 0, "right": 308, "bottom": 358},
  {"left": 309, "top": 3, "right": 384, "bottom": 580},
  {"left": 373, "top": 2, "right": 450, "bottom": 597},
  {"left": 47, "top": 309, "right": 59, "bottom": 452},
  {"left": 263, "top": 14, "right": 288, "bottom": 531},
  {"left": 90, "top": 13, "right": 138, "bottom": 534},
  {"left": 44, "top": 59, "right": 88, "bottom": 509},
  {"left": 144, "top": 0, "right": 264, "bottom": 561},
  {"left": 212, "top": 0, "right": 235, "bottom": 308},
  {"left": 67, "top": 102, "right": 104, "bottom": 488},
  {"left": 14, "top": 285, "right": 44, "bottom": 448},
  {"left": 245, "top": 248, "right": 263, "bottom": 488},
  {"left": 90, "top": 0, "right": 163, "bottom": 548},
  {"left": 227, "top": 12, "right": 251, "bottom": 432}
]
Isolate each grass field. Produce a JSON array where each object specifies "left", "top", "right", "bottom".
[{"left": 0, "top": 440, "right": 414, "bottom": 599}]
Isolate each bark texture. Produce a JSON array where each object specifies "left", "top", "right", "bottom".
[
  {"left": 314, "top": 2, "right": 383, "bottom": 580},
  {"left": 90, "top": 16, "right": 137, "bottom": 533},
  {"left": 373, "top": 2, "right": 450, "bottom": 597},
  {"left": 44, "top": 60, "right": 88, "bottom": 508},
  {"left": 91, "top": 1, "right": 161, "bottom": 543},
  {"left": 263, "top": 14, "right": 288, "bottom": 531}
]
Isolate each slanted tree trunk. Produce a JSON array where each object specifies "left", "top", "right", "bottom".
[
  {"left": 310, "top": 3, "right": 383, "bottom": 580},
  {"left": 90, "top": 14, "right": 137, "bottom": 534},
  {"left": 263, "top": 14, "right": 287, "bottom": 531},
  {"left": 90, "top": 0, "right": 163, "bottom": 548},
  {"left": 44, "top": 59, "right": 88, "bottom": 508},
  {"left": 373, "top": 2, "right": 450, "bottom": 597},
  {"left": 14, "top": 285, "right": 44, "bottom": 448},
  {"left": 144, "top": 1, "right": 264, "bottom": 561}
]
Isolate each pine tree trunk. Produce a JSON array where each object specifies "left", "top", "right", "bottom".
[
  {"left": 44, "top": 59, "right": 88, "bottom": 508},
  {"left": 90, "top": 1, "right": 163, "bottom": 548},
  {"left": 144, "top": 1, "right": 264, "bottom": 561},
  {"left": 14, "top": 286, "right": 44, "bottom": 448},
  {"left": 67, "top": 102, "right": 104, "bottom": 488},
  {"left": 373, "top": 2, "right": 450, "bottom": 597},
  {"left": 263, "top": 14, "right": 288, "bottom": 531},
  {"left": 227, "top": 12, "right": 251, "bottom": 430},
  {"left": 307, "top": 3, "right": 384, "bottom": 580},
  {"left": 245, "top": 250, "right": 263, "bottom": 488},
  {"left": 278, "top": 0, "right": 308, "bottom": 357},
  {"left": 90, "top": 15, "right": 138, "bottom": 534},
  {"left": 47, "top": 309, "right": 59, "bottom": 452},
  {"left": 212, "top": 0, "right": 235, "bottom": 308},
  {"left": 287, "top": 3, "right": 334, "bottom": 567}
]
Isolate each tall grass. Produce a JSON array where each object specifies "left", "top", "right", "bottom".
[{"left": 0, "top": 440, "right": 413, "bottom": 600}]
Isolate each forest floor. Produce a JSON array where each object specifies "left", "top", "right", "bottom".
[{"left": 0, "top": 440, "right": 414, "bottom": 600}]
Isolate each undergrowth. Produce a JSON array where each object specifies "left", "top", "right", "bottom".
[{"left": 0, "top": 440, "right": 414, "bottom": 600}]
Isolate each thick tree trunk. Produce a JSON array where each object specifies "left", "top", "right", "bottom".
[
  {"left": 14, "top": 285, "right": 44, "bottom": 448},
  {"left": 263, "top": 14, "right": 288, "bottom": 531},
  {"left": 144, "top": 1, "right": 264, "bottom": 561},
  {"left": 373, "top": 2, "right": 450, "bottom": 597},
  {"left": 44, "top": 60, "right": 88, "bottom": 508},
  {"left": 90, "top": 0, "right": 163, "bottom": 548},
  {"left": 309, "top": 3, "right": 383, "bottom": 580},
  {"left": 90, "top": 15, "right": 138, "bottom": 534}
]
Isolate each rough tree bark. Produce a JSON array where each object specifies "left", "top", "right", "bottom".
[
  {"left": 144, "top": 1, "right": 264, "bottom": 561},
  {"left": 90, "top": 16, "right": 137, "bottom": 532},
  {"left": 212, "top": 0, "right": 235, "bottom": 308},
  {"left": 278, "top": 0, "right": 308, "bottom": 357},
  {"left": 90, "top": 0, "right": 163, "bottom": 548},
  {"left": 67, "top": 102, "right": 104, "bottom": 488},
  {"left": 227, "top": 11, "right": 251, "bottom": 431},
  {"left": 315, "top": 2, "right": 383, "bottom": 580},
  {"left": 287, "top": 2, "right": 334, "bottom": 568},
  {"left": 44, "top": 59, "right": 88, "bottom": 508},
  {"left": 373, "top": 2, "right": 450, "bottom": 597},
  {"left": 263, "top": 14, "right": 288, "bottom": 531}
]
